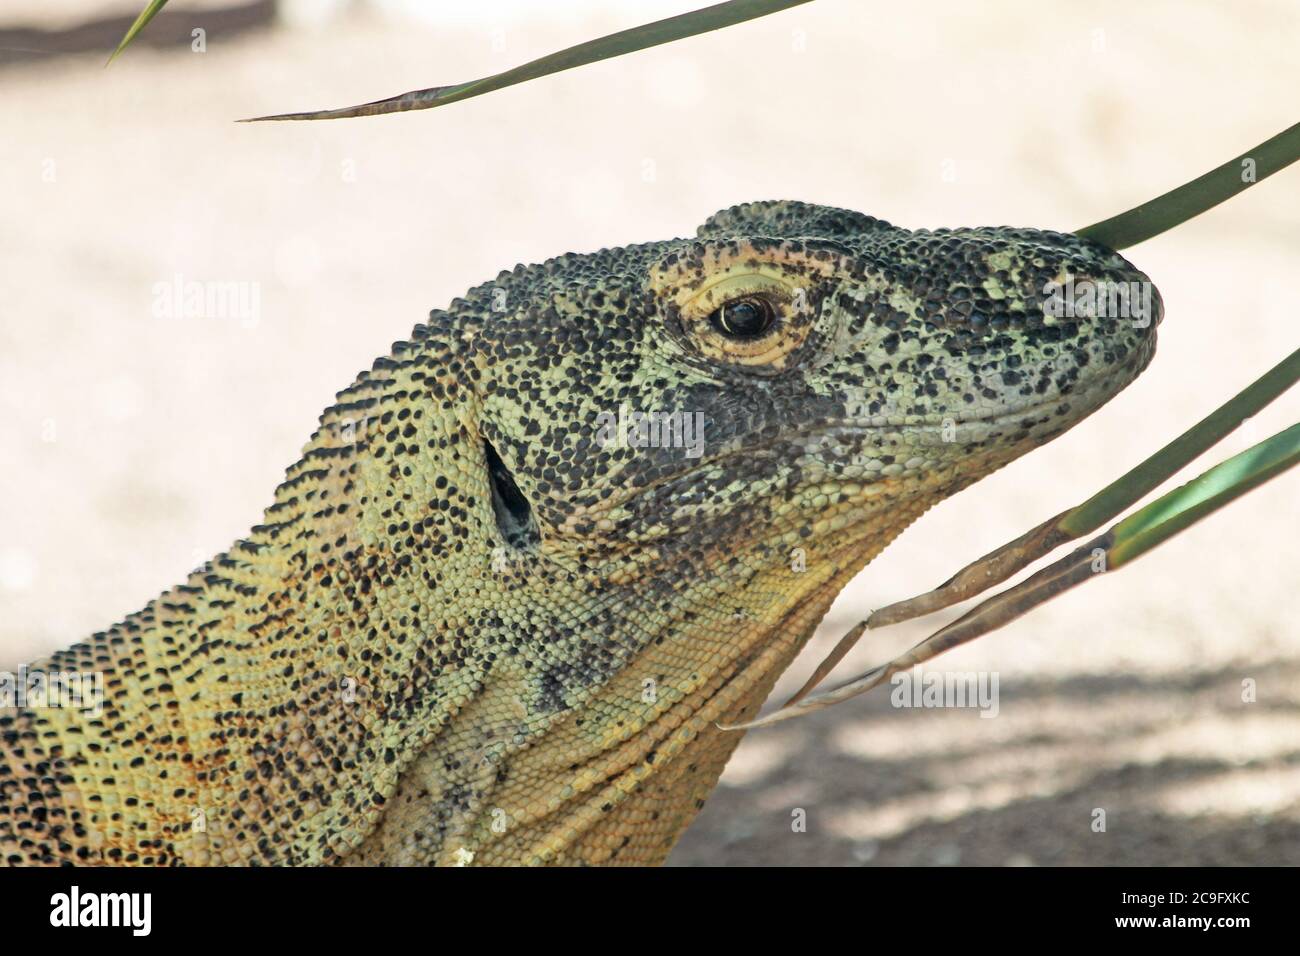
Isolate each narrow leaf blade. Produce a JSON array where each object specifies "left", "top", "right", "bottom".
[
  {"left": 240, "top": 0, "right": 814, "bottom": 122},
  {"left": 1077, "top": 121, "right": 1300, "bottom": 250},
  {"left": 108, "top": 0, "right": 170, "bottom": 66}
]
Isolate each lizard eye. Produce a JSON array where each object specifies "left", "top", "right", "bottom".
[
  {"left": 672, "top": 278, "right": 815, "bottom": 371},
  {"left": 650, "top": 240, "right": 848, "bottom": 372},
  {"left": 710, "top": 297, "right": 777, "bottom": 339}
]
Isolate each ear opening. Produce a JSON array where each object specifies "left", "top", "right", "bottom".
[{"left": 483, "top": 437, "right": 540, "bottom": 549}]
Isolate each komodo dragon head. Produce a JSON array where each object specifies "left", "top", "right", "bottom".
[{"left": 1, "top": 201, "right": 1159, "bottom": 867}]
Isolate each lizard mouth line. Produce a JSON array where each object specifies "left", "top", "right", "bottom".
[
  {"left": 572, "top": 346, "right": 1140, "bottom": 549},
  {"left": 599, "top": 361, "right": 1142, "bottom": 508}
]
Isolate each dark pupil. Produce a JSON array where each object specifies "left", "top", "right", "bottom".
[{"left": 714, "top": 298, "right": 773, "bottom": 338}]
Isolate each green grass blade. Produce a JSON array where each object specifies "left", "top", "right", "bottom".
[
  {"left": 1077, "top": 121, "right": 1300, "bottom": 250},
  {"left": 1108, "top": 422, "right": 1300, "bottom": 567},
  {"left": 1060, "top": 346, "right": 1300, "bottom": 536},
  {"left": 107, "top": 0, "right": 170, "bottom": 65},
  {"left": 240, "top": 0, "right": 813, "bottom": 122}
]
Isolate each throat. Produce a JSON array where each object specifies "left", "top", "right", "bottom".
[{"left": 354, "top": 531, "right": 887, "bottom": 865}]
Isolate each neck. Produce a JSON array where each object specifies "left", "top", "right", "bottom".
[{"left": 349, "top": 491, "right": 924, "bottom": 865}]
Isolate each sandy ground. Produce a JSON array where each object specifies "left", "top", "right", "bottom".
[{"left": 0, "top": 1, "right": 1297, "bottom": 866}]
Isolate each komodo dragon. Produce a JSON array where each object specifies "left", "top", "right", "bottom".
[{"left": 0, "top": 200, "right": 1159, "bottom": 866}]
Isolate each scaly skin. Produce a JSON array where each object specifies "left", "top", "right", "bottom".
[{"left": 0, "top": 201, "right": 1159, "bottom": 866}]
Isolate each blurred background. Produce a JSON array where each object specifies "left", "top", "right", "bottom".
[{"left": 0, "top": 0, "right": 1296, "bottom": 865}]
